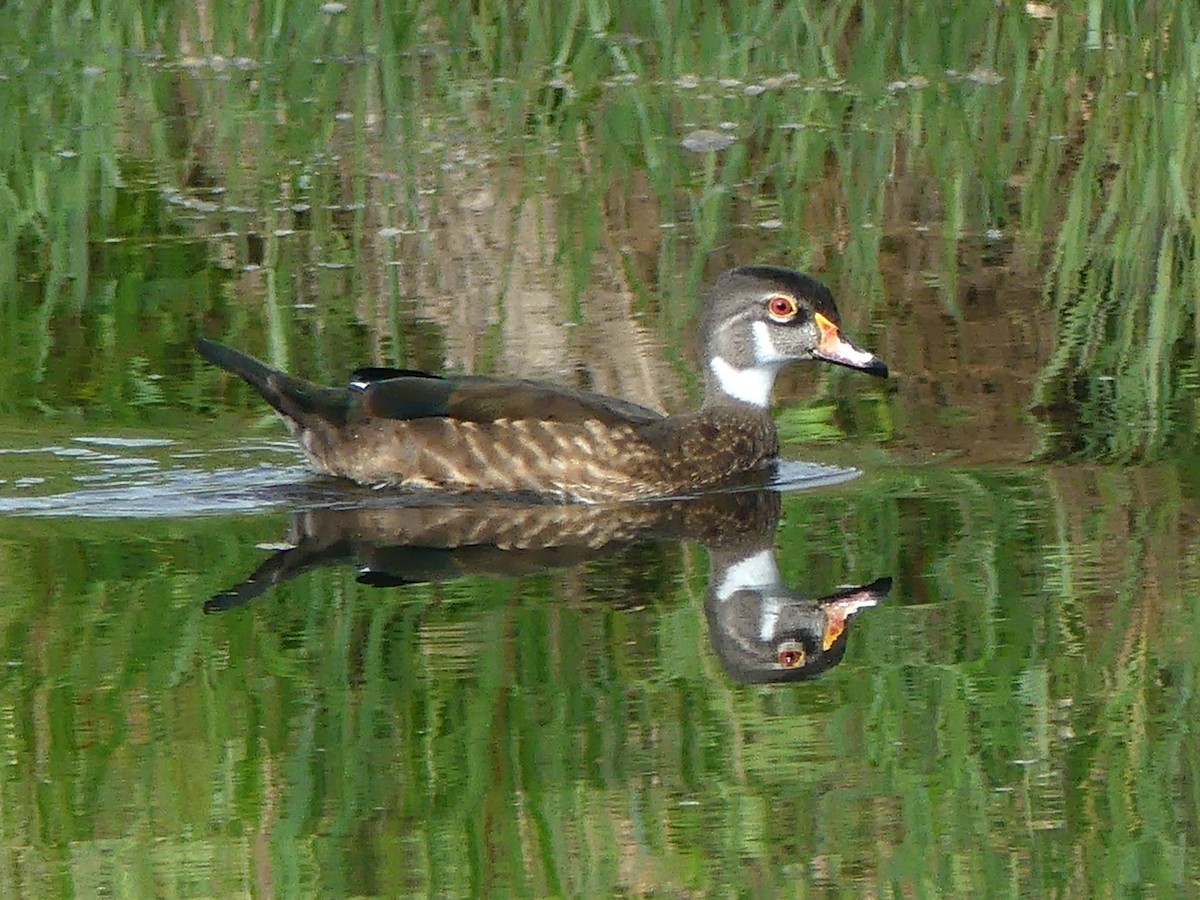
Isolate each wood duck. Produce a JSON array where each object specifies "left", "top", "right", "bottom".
[{"left": 196, "top": 266, "right": 887, "bottom": 502}]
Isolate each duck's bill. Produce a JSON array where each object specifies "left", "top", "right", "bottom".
[
  {"left": 819, "top": 576, "right": 892, "bottom": 650},
  {"left": 813, "top": 312, "right": 889, "bottom": 378}
]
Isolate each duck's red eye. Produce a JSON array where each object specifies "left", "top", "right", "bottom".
[
  {"left": 767, "top": 295, "right": 798, "bottom": 321},
  {"left": 777, "top": 646, "right": 805, "bottom": 668}
]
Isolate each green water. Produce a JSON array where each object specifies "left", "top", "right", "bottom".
[{"left": 3, "top": 2, "right": 1200, "bottom": 896}]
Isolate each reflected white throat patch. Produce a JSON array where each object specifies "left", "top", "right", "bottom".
[{"left": 715, "top": 549, "right": 781, "bottom": 602}]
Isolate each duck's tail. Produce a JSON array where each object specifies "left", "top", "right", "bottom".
[{"left": 196, "top": 338, "right": 353, "bottom": 427}]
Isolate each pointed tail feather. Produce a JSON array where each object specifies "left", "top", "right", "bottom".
[{"left": 196, "top": 338, "right": 352, "bottom": 427}]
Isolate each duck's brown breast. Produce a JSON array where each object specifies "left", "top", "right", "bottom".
[{"left": 640, "top": 406, "right": 780, "bottom": 489}]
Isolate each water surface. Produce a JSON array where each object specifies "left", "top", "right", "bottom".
[{"left": 2, "top": 2, "right": 1199, "bottom": 896}]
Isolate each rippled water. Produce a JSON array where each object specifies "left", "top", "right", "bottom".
[
  {"left": 4, "top": 4, "right": 1200, "bottom": 896},
  {"left": 0, "top": 434, "right": 860, "bottom": 517},
  {"left": 5, "top": 417, "right": 1197, "bottom": 894}
]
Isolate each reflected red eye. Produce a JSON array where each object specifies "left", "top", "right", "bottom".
[
  {"left": 767, "top": 295, "right": 798, "bottom": 321},
  {"left": 777, "top": 646, "right": 805, "bottom": 668}
]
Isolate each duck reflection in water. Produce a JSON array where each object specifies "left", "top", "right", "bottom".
[{"left": 204, "top": 488, "right": 889, "bottom": 684}]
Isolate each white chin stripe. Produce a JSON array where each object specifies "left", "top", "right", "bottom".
[
  {"left": 752, "top": 320, "right": 793, "bottom": 364},
  {"left": 715, "top": 549, "right": 782, "bottom": 602},
  {"left": 709, "top": 356, "right": 777, "bottom": 407},
  {"left": 758, "top": 596, "right": 783, "bottom": 642}
]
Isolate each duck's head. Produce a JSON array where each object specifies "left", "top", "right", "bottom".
[{"left": 701, "top": 266, "right": 888, "bottom": 408}]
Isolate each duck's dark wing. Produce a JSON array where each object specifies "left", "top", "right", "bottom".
[
  {"left": 195, "top": 338, "right": 665, "bottom": 430},
  {"left": 356, "top": 374, "right": 665, "bottom": 427}
]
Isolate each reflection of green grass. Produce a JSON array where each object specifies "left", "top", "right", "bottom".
[
  {"left": 3, "top": 5, "right": 1200, "bottom": 887},
  {"left": 1032, "top": 35, "right": 1200, "bottom": 461},
  {"left": 5, "top": 465, "right": 1199, "bottom": 893},
  {"left": 1, "top": 1, "right": 1195, "bottom": 457},
  {"left": 777, "top": 391, "right": 893, "bottom": 444},
  {"left": 934, "top": 404, "right": 975, "bottom": 428},
  {"left": 776, "top": 403, "right": 844, "bottom": 443}
]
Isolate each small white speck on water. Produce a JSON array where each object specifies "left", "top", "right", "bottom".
[{"left": 681, "top": 129, "right": 735, "bottom": 152}]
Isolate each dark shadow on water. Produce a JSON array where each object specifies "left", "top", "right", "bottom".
[{"left": 203, "top": 487, "right": 890, "bottom": 685}]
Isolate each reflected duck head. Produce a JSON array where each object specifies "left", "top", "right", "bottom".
[{"left": 705, "top": 544, "right": 889, "bottom": 684}]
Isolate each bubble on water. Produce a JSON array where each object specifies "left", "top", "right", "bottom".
[
  {"left": 681, "top": 129, "right": 735, "bottom": 152},
  {"left": 966, "top": 67, "right": 1004, "bottom": 85}
]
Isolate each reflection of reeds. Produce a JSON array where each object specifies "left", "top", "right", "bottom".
[
  {"left": 6, "top": 4, "right": 1200, "bottom": 894},
  {"left": 7, "top": 1, "right": 1194, "bottom": 459},
  {"left": 10, "top": 463, "right": 1197, "bottom": 894},
  {"left": 1028, "top": 22, "right": 1200, "bottom": 458}
]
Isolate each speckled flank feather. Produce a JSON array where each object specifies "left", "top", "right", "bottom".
[{"left": 293, "top": 415, "right": 677, "bottom": 503}]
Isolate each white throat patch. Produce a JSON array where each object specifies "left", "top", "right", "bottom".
[
  {"left": 751, "top": 320, "right": 791, "bottom": 364},
  {"left": 709, "top": 357, "right": 776, "bottom": 407},
  {"left": 715, "top": 549, "right": 782, "bottom": 602},
  {"left": 708, "top": 320, "right": 792, "bottom": 407}
]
